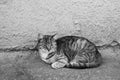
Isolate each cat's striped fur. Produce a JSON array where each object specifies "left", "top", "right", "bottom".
[{"left": 36, "top": 34, "right": 102, "bottom": 69}]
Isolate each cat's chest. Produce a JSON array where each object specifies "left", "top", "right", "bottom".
[
  {"left": 39, "top": 49, "right": 57, "bottom": 63},
  {"left": 39, "top": 49, "right": 49, "bottom": 59}
]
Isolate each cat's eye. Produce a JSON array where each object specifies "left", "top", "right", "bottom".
[{"left": 46, "top": 52, "right": 55, "bottom": 59}]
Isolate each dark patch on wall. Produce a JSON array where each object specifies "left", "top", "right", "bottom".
[
  {"left": 0, "top": 0, "right": 7, "bottom": 4},
  {"left": 0, "top": 0, "right": 13, "bottom": 5}
]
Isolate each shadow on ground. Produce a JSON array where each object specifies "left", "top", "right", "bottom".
[{"left": 0, "top": 47, "right": 120, "bottom": 80}]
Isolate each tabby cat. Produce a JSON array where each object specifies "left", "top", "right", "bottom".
[{"left": 36, "top": 33, "right": 102, "bottom": 69}]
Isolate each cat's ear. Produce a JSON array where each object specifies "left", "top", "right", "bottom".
[
  {"left": 38, "top": 33, "right": 43, "bottom": 40},
  {"left": 52, "top": 33, "right": 58, "bottom": 40}
]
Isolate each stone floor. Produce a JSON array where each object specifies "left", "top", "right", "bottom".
[{"left": 0, "top": 47, "right": 120, "bottom": 80}]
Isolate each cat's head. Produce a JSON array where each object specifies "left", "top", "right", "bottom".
[{"left": 37, "top": 33, "right": 57, "bottom": 63}]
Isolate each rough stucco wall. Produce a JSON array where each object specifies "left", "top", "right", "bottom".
[{"left": 0, "top": 0, "right": 120, "bottom": 48}]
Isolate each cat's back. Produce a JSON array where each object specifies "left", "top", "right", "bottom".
[
  {"left": 55, "top": 36, "right": 96, "bottom": 51},
  {"left": 56, "top": 36, "right": 91, "bottom": 44},
  {"left": 56, "top": 36, "right": 85, "bottom": 41}
]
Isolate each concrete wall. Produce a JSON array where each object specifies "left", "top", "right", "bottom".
[{"left": 0, "top": 0, "right": 120, "bottom": 48}]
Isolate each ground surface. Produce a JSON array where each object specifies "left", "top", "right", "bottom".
[{"left": 0, "top": 47, "right": 120, "bottom": 80}]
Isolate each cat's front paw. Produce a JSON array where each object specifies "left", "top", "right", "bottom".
[{"left": 51, "top": 62, "right": 66, "bottom": 69}]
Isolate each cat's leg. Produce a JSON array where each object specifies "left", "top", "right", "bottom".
[{"left": 51, "top": 58, "right": 68, "bottom": 69}]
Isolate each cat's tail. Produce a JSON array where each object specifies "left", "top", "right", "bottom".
[
  {"left": 66, "top": 50, "right": 102, "bottom": 69},
  {"left": 85, "top": 50, "right": 102, "bottom": 68},
  {"left": 95, "top": 50, "right": 102, "bottom": 66},
  {"left": 87, "top": 50, "right": 102, "bottom": 68}
]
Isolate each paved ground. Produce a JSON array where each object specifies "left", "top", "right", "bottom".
[{"left": 0, "top": 47, "right": 120, "bottom": 80}]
